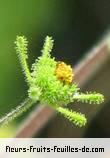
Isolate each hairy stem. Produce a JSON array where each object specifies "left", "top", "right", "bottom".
[
  {"left": 56, "top": 106, "right": 87, "bottom": 127},
  {"left": 0, "top": 98, "right": 35, "bottom": 127},
  {"left": 15, "top": 36, "right": 32, "bottom": 85},
  {"left": 73, "top": 92, "right": 104, "bottom": 104},
  {"left": 41, "top": 36, "right": 54, "bottom": 57}
]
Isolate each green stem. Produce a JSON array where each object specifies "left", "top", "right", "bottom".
[
  {"left": 73, "top": 92, "right": 104, "bottom": 104},
  {"left": 19, "top": 52, "right": 32, "bottom": 85},
  {"left": 55, "top": 106, "right": 87, "bottom": 127},
  {"left": 41, "top": 36, "right": 54, "bottom": 57},
  {"left": 0, "top": 98, "right": 35, "bottom": 127},
  {"left": 15, "top": 36, "right": 32, "bottom": 86}
]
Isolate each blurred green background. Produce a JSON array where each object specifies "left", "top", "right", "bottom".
[{"left": 0, "top": 0, "right": 110, "bottom": 137}]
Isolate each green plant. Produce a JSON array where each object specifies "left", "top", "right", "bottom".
[{"left": 0, "top": 36, "right": 104, "bottom": 127}]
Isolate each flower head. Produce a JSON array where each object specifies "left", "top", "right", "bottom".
[
  {"left": 4, "top": 35, "right": 104, "bottom": 128},
  {"left": 55, "top": 61, "right": 74, "bottom": 84}
]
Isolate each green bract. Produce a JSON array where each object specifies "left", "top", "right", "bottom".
[{"left": 0, "top": 36, "right": 104, "bottom": 127}]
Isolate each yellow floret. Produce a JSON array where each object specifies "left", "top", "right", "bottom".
[{"left": 55, "top": 61, "right": 74, "bottom": 84}]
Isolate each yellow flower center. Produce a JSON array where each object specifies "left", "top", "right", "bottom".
[{"left": 55, "top": 61, "right": 74, "bottom": 84}]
